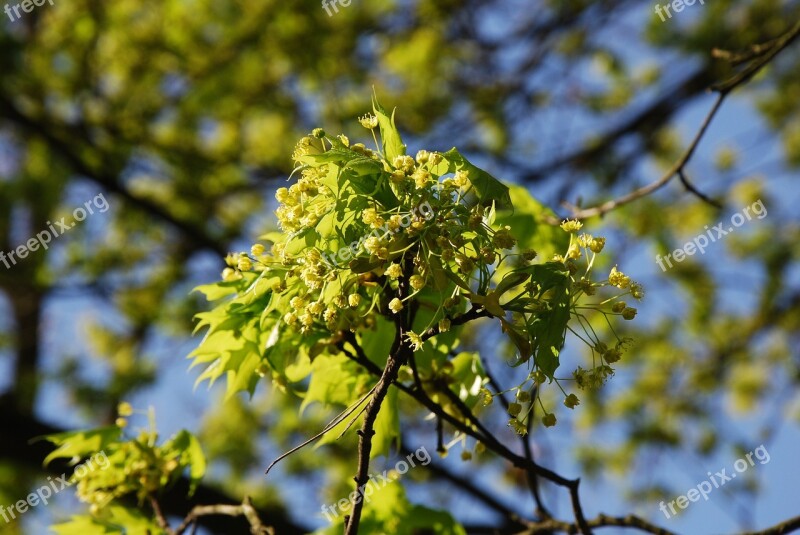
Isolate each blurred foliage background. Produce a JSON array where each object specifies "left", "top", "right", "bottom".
[{"left": 1, "top": 0, "right": 799, "bottom": 533}]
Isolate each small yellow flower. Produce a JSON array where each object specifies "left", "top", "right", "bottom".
[
  {"left": 359, "top": 114, "right": 378, "bottom": 129},
  {"left": 251, "top": 243, "right": 265, "bottom": 257},
  {"left": 416, "top": 150, "right": 430, "bottom": 164},
  {"left": 221, "top": 268, "right": 239, "bottom": 282},
  {"left": 603, "top": 348, "right": 622, "bottom": 363},
  {"left": 608, "top": 266, "right": 630, "bottom": 289},
  {"left": 530, "top": 370, "right": 546, "bottom": 384},
  {"left": 348, "top": 294, "right": 361, "bottom": 308},
  {"left": 405, "top": 331, "right": 423, "bottom": 351},
  {"left": 611, "top": 301, "right": 626, "bottom": 313},
  {"left": 630, "top": 281, "right": 645, "bottom": 300},
  {"left": 388, "top": 215, "right": 403, "bottom": 232},
  {"left": 479, "top": 388, "right": 493, "bottom": 406},
  {"left": 284, "top": 312, "right": 298, "bottom": 325},
  {"left": 393, "top": 155, "right": 415, "bottom": 173},
  {"left": 117, "top": 402, "right": 133, "bottom": 417},
  {"left": 275, "top": 187, "right": 290, "bottom": 204},
  {"left": 563, "top": 394, "right": 580, "bottom": 409},
  {"left": 453, "top": 170, "right": 469, "bottom": 189},
  {"left": 409, "top": 275, "right": 426, "bottom": 290},
  {"left": 364, "top": 237, "right": 381, "bottom": 255},
  {"left": 566, "top": 243, "right": 581, "bottom": 260},
  {"left": 438, "top": 318, "right": 451, "bottom": 333},
  {"left": 560, "top": 219, "right": 583, "bottom": 233},
  {"left": 412, "top": 169, "right": 431, "bottom": 189},
  {"left": 508, "top": 418, "right": 528, "bottom": 436},
  {"left": 589, "top": 237, "right": 606, "bottom": 253},
  {"left": 362, "top": 208, "right": 378, "bottom": 225},
  {"left": 389, "top": 298, "right": 404, "bottom": 314},
  {"left": 290, "top": 296, "right": 306, "bottom": 310},
  {"left": 323, "top": 308, "right": 337, "bottom": 322},
  {"left": 115, "top": 417, "right": 127, "bottom": 428},
  {"left": 542, "top": 413, "right": 557, "bottom": 427},
  {"left": 385, "top": 263, "right": 402, "bottom": 279},
  {"left": 308, "top": 301, "right": 324, "bottom": 315},
  {"left": 492, "top": 227, "right": 516, "bottom": 249},
  {"left": 237, "top": 256, "right": 253, "bottom": 272}
]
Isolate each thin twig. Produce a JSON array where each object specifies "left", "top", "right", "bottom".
[
  {"left": 739, "top": 514, "right": 800, "bottom": 535},
  {"left": 264, "top": 386, "right": 377, "bottom": 475},
  {"left": 564, "top": 92, "right": 725, "bottom": 220},
  {"left": 563, "top": 19, "right": 800, "bottom": 221},
  {"left": 174, "top": 496, "right": 273, "bottom": 535},
  {"left": 150, "top": 496, "right": 171, "bottom": 532},
  {"left": 518, "top": 513, "right": 676, "bottom": 535}
]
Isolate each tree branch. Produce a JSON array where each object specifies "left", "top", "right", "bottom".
[
  {"left": 173, "top": 497, "right": 274, "bottom": 535},
  {"left": 518, "top": 513, "right": 676, "bottom": 535},
  {"left": 345, "top": 255, "right": 416, "bottom": 535},
  {"left": 562, "top": 19, "right": 800, "bottom": 221}
]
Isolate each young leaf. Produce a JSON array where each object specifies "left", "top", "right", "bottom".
[{"left": 372, "top": 93, "right": 406, "bottom": 162}]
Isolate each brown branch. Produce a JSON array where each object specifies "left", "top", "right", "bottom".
[
  {"left": 518, "top": 513, "right": 676, "bottom": 535},
  {"left": 739, "top": 515, "right": 800, "bottom": 535},
  {"left": 174, "top": 497, "right": 274, "bottom": 535},
  {"left": 342, "top": 332, "right": 594, "bottom": 534},
  {"left": 563, "top": 19, "right": 800, "bottom": 221},
  {"left": 677, "top": 169, "right": 721, "bottom": 208},
  {"left": 712, "top": 20, "right": 800, "bottom": 93},
  {"left": 345, "top": 254, "right": 416, "bottom": 535},
  {"left": 420, "top": 305, "right": 491, "bottom": 342},
  {"left": 564, "top": 92, "right": 725, "bottom": 220},
  {"left": 150, "top": 496, "right": 171, "bottom": 532}
]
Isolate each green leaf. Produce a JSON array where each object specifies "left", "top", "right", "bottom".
[
  {"left": 511, "top": 262, "right": 571, "bottom": 377},
  {"left": 192, "top": 281, "right": 241, "bottom": 301},
  {"left": 495, "top": 185, "right": 568, "bottom": 259},
  {"left": 301, "top": 353, "right": 373, "bottom": 412},
  {"left": 448, "top": 352, "right": 487, "bottom": 408},
  {"left": 443, "top": 148, "right": 512, "bottom": 209},
  {"left": 51, "top": 505, "right": 161, "bottom": 534},
  {"left": 163, "top": 430, "right": 206, "bottom": 496},
  {"left": 40, "top": 428, "right": 122, "bottom": 467},
  {"left": 372, "top": 93, "right": 406, "bottom": 162},
  {"left": 312, "top": 478, "right": 466, "bottom": 535}
]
